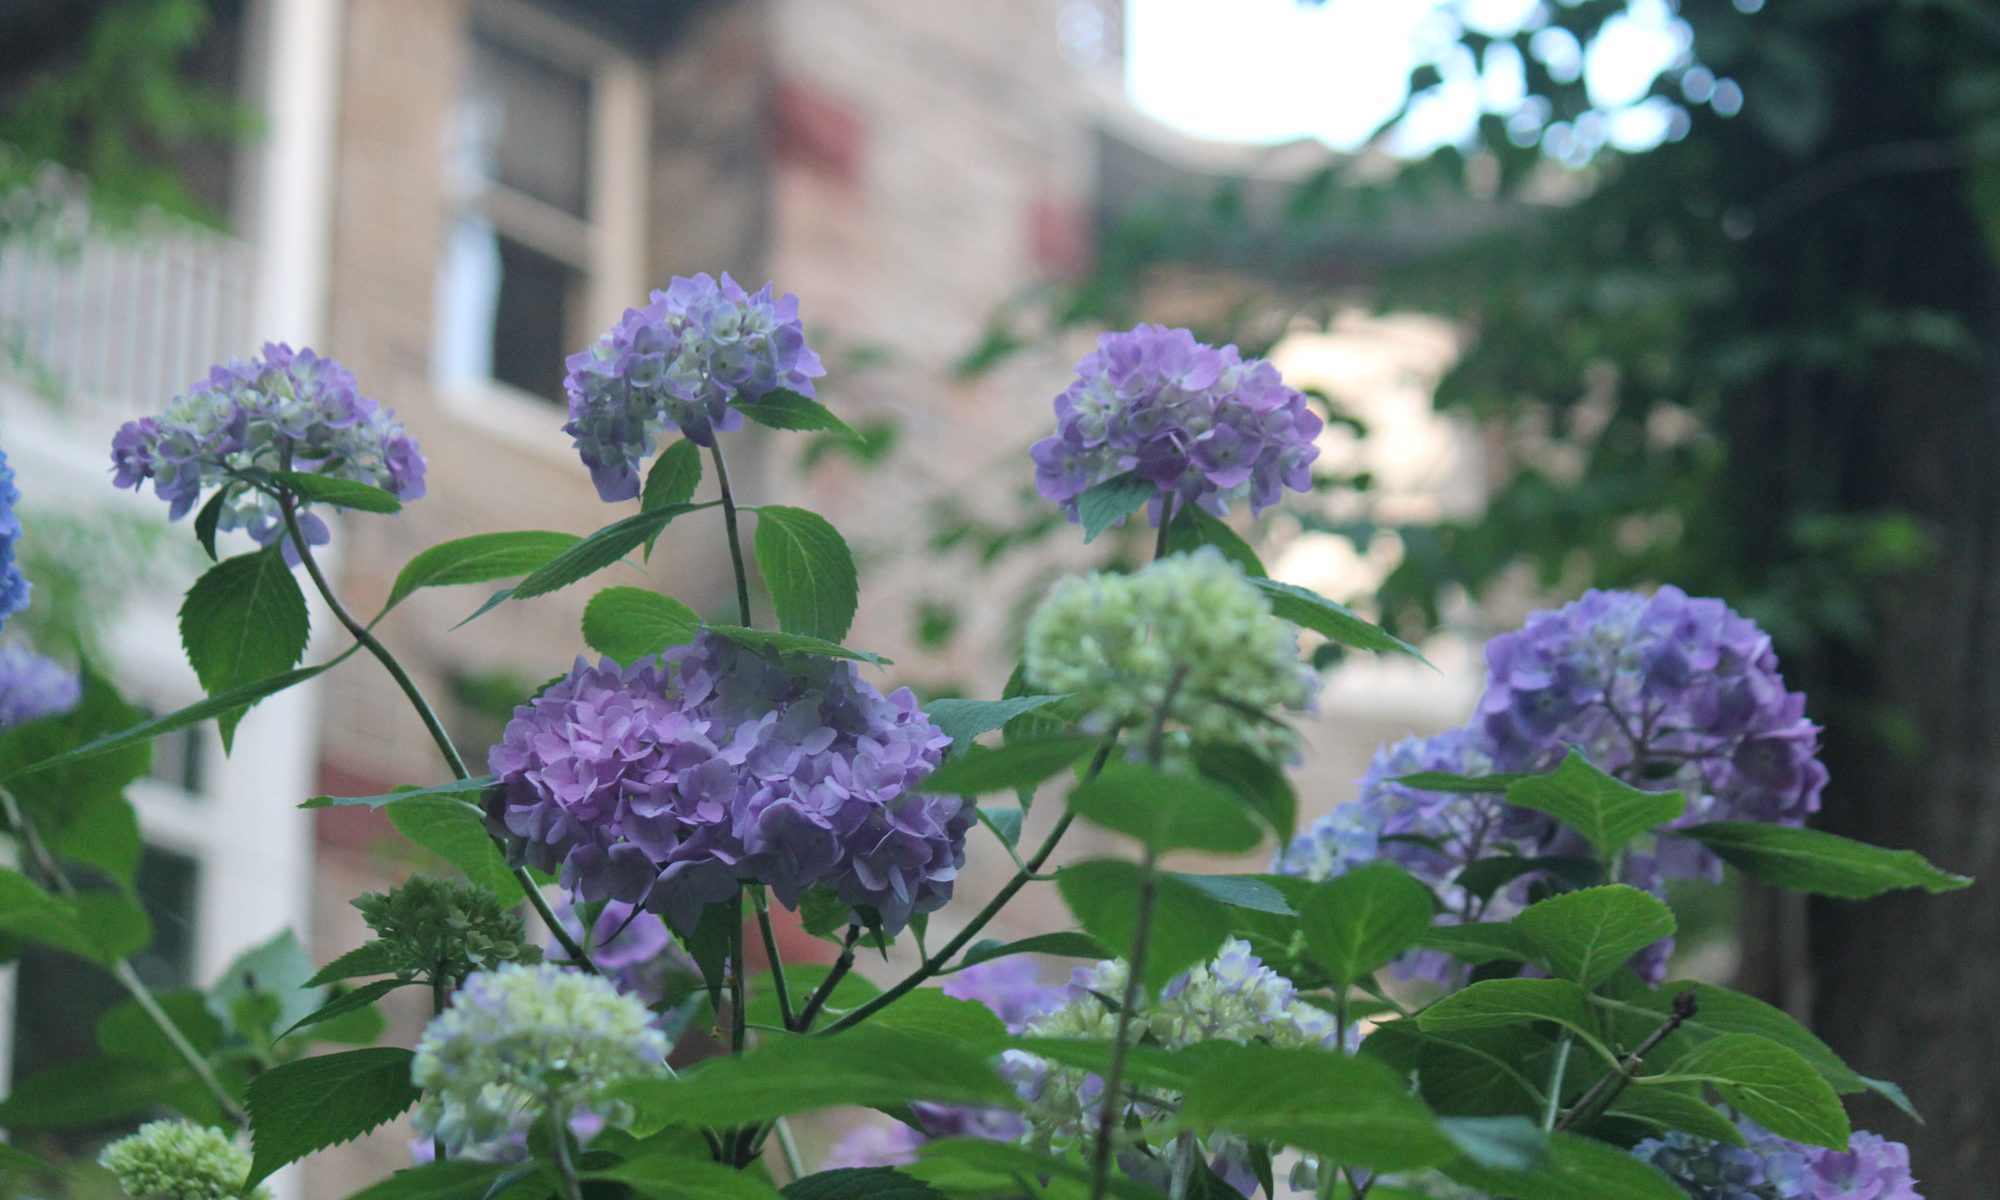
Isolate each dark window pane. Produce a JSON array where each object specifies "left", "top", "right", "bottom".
[
  {"left": 467, "top": 31, "right": 593, "bottom": 218},
  {"left": 491, "top": 235, "right": 585, "bottom": 404},
  {"left": 148, "top": 724, "right": 207, "bottom": 796}
]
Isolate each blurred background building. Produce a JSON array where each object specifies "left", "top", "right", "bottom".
[{"left": 1, "top": 1, "right": 1488, "bottom": 1190}]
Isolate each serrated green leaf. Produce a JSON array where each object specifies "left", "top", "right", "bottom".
[
  {"left": 1600, "top": 1087, "right": 1748, "bottom": 1145},
  {"left": 1443, "top": 1131, "right": 1684, "bottom": 1200},
  {"left": 594, "top": 1157, "right": 785, "bottom": 1198},
  {"left": 1164, "top": 504, "right": 1267, "bottom": 576},
  {"left": 582, "top": 587, "right": 701, "bottom": 664},
  {"left": 976, "top": 805, "right": 1022, "bottom": 847},
  {"left": 912, "top": 1138, "right": 1170, "bottom": 1200},
  {"left": 1191, "top": 743, "right": 1296, "bottom": 839},
  {"left": 209, "top": 928, "right": 324, "bottom": 1041},
  {"left": 0, "top": 670, "right": 151, "bottom": 842},
  {"left": 783, "top": 1168, "right": 947, "bottom": 1200},
  {"left": 1301, "top": 863, "right": 1439, "bottom": 987},
  {"left": 1673, "top": 821, "right": 1970, "bottom": 898},
  {"left": 1068, "top": 761, "right": 1264, "bottom": 854},
  {"left": 1438, "top": 1116, "right": 1549, "bottom": 1171},
  {"left": 342, "top": 1162, "right": 512, "bottom": 1200},
  {"left": 275, "top": 978, "right": 409, "bottom": 1042},
  {"left": 922, "top": 735, "right": 1098, "bottom": 796},
  {"left": 737, "top": 389, "right": 865, "bottom": 444},
  {"left": 247, "top": 1047, "right": 421, "bottom": 1184},
  {"left": 1417, "top": 921, "right": 1534, "bottom": 965},
  {"left": 1512, "top": 884, "right": 1677, "bottom": 989},
  {"left": 1664, "top": 1033, "right": 1851, "bottom": 1148},
  {"left": 1417, "top": 978, "right": 1599, "bottom": 1038},
  {"left": 954, "top": 931, "right": 1110, "bottom": 971},
  {"left": 644, "top": 439, "right": 705, "bottom": 510},
  {"left": 1503, "top": 750, "right": 1686, "bottom": 859},
  {"left": 864, "top": 988, "right": 1008, "bottom": 1049},
  {"left": 1177, "top": 1043, "right": 1454, "bottom": 1170},
  {"left": 179, "top": 546, "right": 311, "bottom": 749},
  {"left": 1454, "top": 854, "right": 1603, "bottom": 902},
  {"left": 383, "top": 531, "right": 582, "bottom": 613},
  {"left": 0, "top": 1056, "right": 203, "bottom": 1128},
  {"left": 926, "top": 695, "right": 1067, "bottom": 753},
  {"left": 704, "top": 624, "right": 890, "bottom": 666},
  {"left": 1252, "top": 577, "right": 1431, "bottom": 664},
  {"left": 1168, "top": 872, "right": 1296, "bottom": 914},
  {"left": 507, "top": 504, "right": 709, "bottom": 603},
  {"left": 194, "top": 487, "right": 230, "bottom": 560},
  {"left": 1057, "top": 858, "right": 1231, "bottom": 989},
  {"left": 303, "top": 775, "right": 497, "bottom": 809},
  {"left": 387, "top": 798, "right": 517, "bottom": 897},
  {"left": 1077, "top": 470, "right": 1157, "bottom": 542},
  {"left": 270, "top": 470, "right": 402, "bottom": 513},
  {"left": 306, "top": 939, "right": 404, "bottom": 986},
  {"left": 754, "top": 505, "right": 859, "bottom": 643}
]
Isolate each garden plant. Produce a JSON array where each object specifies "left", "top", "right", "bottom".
[{"left": 0, "top": 274, "right": 1970, "bottom": 1199}]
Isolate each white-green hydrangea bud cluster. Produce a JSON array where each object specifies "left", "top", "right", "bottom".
[
  {"left": 1007, "top": 939, "right": 1341, "bottom": 1183},
  {"left": 1023, "top": 549, "right": 1318, "bottom": 760},
  {"left": 412, "top": 962, "right": 669, "bottom": 1151},
  {"left": 98, "top": 1120, "right": 267, "bottom": 1200}
]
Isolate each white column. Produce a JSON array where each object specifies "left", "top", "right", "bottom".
[{"left": 250, "top": 0, "right": 345, "bottom": 346}]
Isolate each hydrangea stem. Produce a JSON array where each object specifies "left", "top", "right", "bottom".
[
  {"left": 1542, "top": 1034, "right": 1574, "bottom": 1130},
  {"left": 550, "top": 1106, "right": 587, "bottom": 1200},
  {"left": 1154, "top": 494, "right": 1177, "bottom": 561},
  {"left": 792, "top": 924, "right": 862, "bottom": 1031},
  {"left": 708, "top": 442, "right": 754, "bottom": 626},
  {"left": 1087, "top": 845, "right": 1159, "bottom": 1200},
  {"left": 0, "top": 786, "right": 246, "bottom": 1126},
  {"left": 1555, "top": 989, "right": 1698, "bottom": 1133},
  {"left": 275, "top": 492, "right": 597, "bottom": 974},
  {"left": 750, "top": 885, "right": 796, "bottom": 1030}
]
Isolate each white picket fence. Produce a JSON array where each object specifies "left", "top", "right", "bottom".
[{"left": 0, "top": 184, "right": 257, "bottom": 418}]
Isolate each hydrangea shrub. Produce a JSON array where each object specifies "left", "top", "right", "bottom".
[{"left": 0, "top": 277, "right": 1966, "bottom": 1200}]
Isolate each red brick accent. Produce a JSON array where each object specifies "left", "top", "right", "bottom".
[
  {"left": 1030, "top": 187, "right": 1092, "bottom": 279},
  {"left": 769, "top": 78, "right": 866, "bottom": 188}
]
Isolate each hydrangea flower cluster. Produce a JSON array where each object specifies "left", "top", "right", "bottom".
[
  {"left": 1031, "top": 324, "right": 1322, "bottom": 527},
  {"left": 1007, "top": 939, "right": 1343, "bottom": 1195},
  {"left": 411, "top": 962, "right": 667, "bottom": 1152},
  {"left": 353, "top": 875, "right": 540, "bottom": 985},
  {"left": 1024, "top": 549, "right": 1319, "bottom": 761},
  {"left": 485, "top": 632, "right": 968, "bottom": 934},
  {"left": 1634, "top": 1120, "right": 1922, "bottom": 1199},
  {"left": 548, "top": 898, "right": 695, "bottom": 1015},
  {"left": 98, "top": 1119, "right": 267, "bottom": 1200},
  {"left": 109, "top": 343, "right": 426, "bottom": 555},
  {"left": 563, "top": 273, "right": 826, "bottom": 500},
  {"left": 0, "top": 643, "right": 80, "bottom": 728},
  {"left": 1477, "top": 586, "right": 1826, "bottom": 872},
  {"left": 0, "top": 445, "right": 28, "bottom": 629}
]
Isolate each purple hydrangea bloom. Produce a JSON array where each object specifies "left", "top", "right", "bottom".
[
  {"left": 0, "top": 645, "right": 80, "bottom": 728},
  {"left": 548, "top": 898, "right": 691, "bottom": 1011},
  {"left": 0, "top": 446, "right": 28, "bottom": 630},
  {"left": 1636, "top": 1121, "right": 1922, "bottom": 1200},
  {"left": 110, "top": 344, "right": 425, "bottom": 557},
  {"left": 485, "top": 632, "right": 968, "bottom": 934},
  {"left": 1475, "top": 586, "right": 1826, "bottom": 881},
  {"left": 563, "top": 273, "right": 826, "bottom": 500},
  {"left": 1031, "top": 324, "right": 1322, "bottom": 527}
]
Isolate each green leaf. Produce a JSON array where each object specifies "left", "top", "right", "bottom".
[
  {"left": 1191, "top": 743, "right": 1296, "bottom": 839},
  {"left": 1077, "top": 470, "right": 1157, "bottom": 543},
  {"left": 0, "top": 1142, "right": 51, "bottom": 1175},
  {"left": 1300, "top": 863, "right": 1439, "bottom": 987},
  {"left": 1176, "top": 1043, "right": 1453, "bottom": 1170},
  {"left": 1417, "top": 921, "right": 1535, "bottom": 965},
  {"left": 179, "top": 546, "right": 311, "bottom": 749},
  {"left": 305, "top": 939, "right": 404, "bottom": 987},
  {"left": 1068, "top": 761, "right": 1264, "bottom": 854},
  {"left": 3, "top": 657, "right": 348, "bottom": 782},
  {"left": 1502, "top": 750, "right": 1686, "bottom": 860},
  {"left": 1512, "top": 884, "right": 1677, "bottom": 989},
  {"left": 954, "top": 931, "right": 1110, "bottom": 971},
  {"left": 342, "top": 1162, "right": 511, "bottom": 1200},
  {"left": 1443, "top": 1131, "right": 1685, "bottom": 1200},
  {"left": 0, "top": 1056, "right": 203, "bottom": 1128},
  {"left": 277, "top": 978, "right": 410, "bottom": 1042},
  {"left": 1390, "top": 770, "right": 1534, "bottom": 793},
  {"left": 0, "top": 877, "right": 153, "bottom": 965},
  {"left": 194, "top": 487, "right": 229, "bottom": 560},
  {"left": 508, "top": 503, "right": 709, "bottom": 603},
  {"left": 1362, "top": 1021, "right": 1549, "bottom": 1119},
  {"left": 1454, "top": 855, "right": 1603, "bottom": 903},
  {"left": 864, "top": 988, "right": 1009, "bottom": 1049},
  {"left": 0, "top": 670, "right": 150, "bottom": 842},
  {"left": 912, "top": 1138, "right": 1170, "bottom": 1200},
  {"left": 209, "top": 929, "right": 324, "bottom": 1041},
  {"left": 246, "top": 1047, "right": 421, "bottom": 1185},
  {"left": 1164, "top": 504, "right": 1267, "bottom": 576},
  {"left": 926, "top": 695, "right": 1067, "bottom": 752},
  {"left": 1600, "top": 1087, "right": 1748, "bottom": 1146},
  {"left": 1417, "top": 978, "right": 1599, "bottom": 1038},
  {"left": 1437, "top": 1116, "right": 1550, "bottom": 1171},
  {"left": 704, "top": 624, "right": 890, "bottom": 667},
  {"left": 1618, "top": 982, "right": 1864, "bottom": 1093},
  {"left": 1673, "top": 821, "right": 1970, "bottom": 898},
  {"left": 611, "top": 1027, "right": 1015, "bottom": 1129},
  {"left": 583, "top": 587, "right": 702, "bottom": 664},
  {"left": 921, "top": 735, "right": 1098, "bottom": 796},
  {"left": 1251, "top": 577, "right": 1430, "bottom": 664},
  {"left": 976, "top": 805, "right": 1022, "bottom": 847},
  {"left": 754, "top": 505, "right": 859, "bottom": 642},
  {"left": 384, "top": 531, "right": 581, "bottom": 612},
  {"left": 644, "top": 439, "right": 706, "bottom": 510},
  {"left": 1056, "top": 859, "right": 1231, "bottom": 989},
  {"left": 596, "top": 1158, "right": 786, "bottom": 1198},
  {"left": 270, "top": 470, "right": 402, "bottom": 513},
  {"left": 1168, "top": 872, "right": 1296, "bottom": 914},
  {"left": 303, "top": 775, "right": 497, "bottom": 809},
  {"left": 388, "top": 798, "right": 518, "bottom": 897},
  {"left": 738, "top": 389, "right": 865, "bottom": 444},
  {"left": 1664, "top": 1034, "right": 1851, "bottom": 1149},
  {"left": 783, "top": 1168, "right": 948, "bottom": 1200}
]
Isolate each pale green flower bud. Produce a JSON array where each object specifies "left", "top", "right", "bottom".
[{"left": 99, "top": 1120, "right": 267, "bottom": 1200}]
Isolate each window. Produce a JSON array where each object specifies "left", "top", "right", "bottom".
[{"left": 433, "top": 0, "right": 648, "bottom": 413}]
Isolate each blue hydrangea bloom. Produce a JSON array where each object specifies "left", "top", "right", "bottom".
[
  {"left": 110, "top": 343, "right": 425, "bottom": 557},
  {"left": 1031, "top": 324, "right": 1322, "bottom": 527},
  {"left": 485, "top": 632, "right": 968, "bottom": 934},
  {"left": 0, "top": 645, "right": 81, "bottom": 729},
  {"left": 0, "top": 445, "right": 28, "bottom": 630},
  {"left": 563, "top": 273, "right": 825, "bottom": 501},
  {"left": 1635, "top": 1120, "right": 1922, "bottom": 1199}
]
